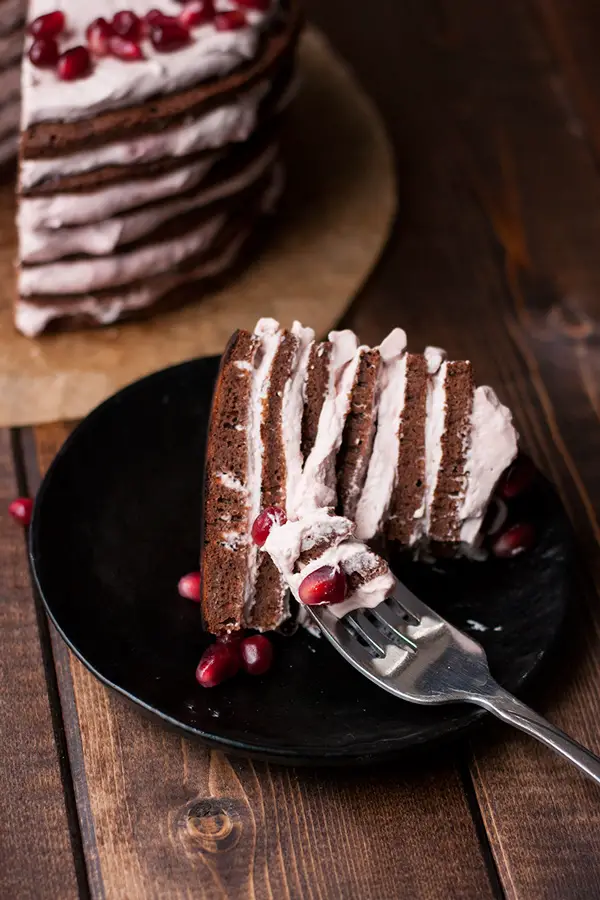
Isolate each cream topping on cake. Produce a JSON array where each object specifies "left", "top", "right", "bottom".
[
  {"left": 22, "top": 0, "right": 277, "bottom": 126},
  {"left": 418, "top": 346, "right": 448, "bottom": 542},
  {"left": 19, "top": 81, "right": 270, "bottom": 189},
  {"left": 459, "top": 386, "right": 518, "bottom": 544},
  {"left": 354, "top": 328, "right": 407, "bottom": 541}
]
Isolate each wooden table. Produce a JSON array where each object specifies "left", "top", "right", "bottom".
[{"left": 3, "top": 1, "right": 600, "bottom": 897}]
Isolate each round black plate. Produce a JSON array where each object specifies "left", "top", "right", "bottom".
[{"left": 31, "top": 357, "right": 573, "bottom": 765}]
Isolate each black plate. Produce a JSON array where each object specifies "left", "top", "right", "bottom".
[{"left": 30, "top": 357, "right": 573, "bottom": 765}]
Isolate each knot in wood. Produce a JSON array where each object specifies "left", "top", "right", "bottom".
[{"left": 184, "top": 799, "right": 242, "bottom": 853}]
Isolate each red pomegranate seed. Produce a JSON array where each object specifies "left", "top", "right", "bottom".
[
  {"left": 491, "top": 522, "right": 536, "bottom": 559},
  {"left": 150, "top": 20, "right": 191, "bottom": 52},
  {"left": 29, "top": 11, "right": 65, "bottom": 38},
  {"left": 86, "top": 18, "right": 114, "bottom": 56},
  {"left": 177, "top": 571, "right": 201, "bottom": 601},
  {"left": 8, "top": 497, "right": 34, "bottom": 527},
  {"left": 28, "top": 37, "right": 59, "bottom": 68},
  {"left": 498, "top": 454, "right": 537, "bottom": 501},
  {"left": 195, "top": 642, "right": 240, "bottom": 687},
  {"left": 214, "top": 10, "right": 247, "bottom": 30},
  {"left": 234, "top": 0, "right": 270, "bottom": 10},
  {"left": 108, "top": 34, "right": 144, "bottom": 60},
  {"left": 251, "top": 506, "right": 287, "bottom": 547},
  {"left": 298, "top": 566, "right": 347, "bottom": 606},
  {"left": 179, "top": 1, "right": 214, "bottom": 28},
  {"left": 240, "top": 635, "right": 273, "bottom": 675},
  {"left": 112, "top": 10, "right": 142, "bottom": 40},
  {"left": 57, "top": 45, "right": 91, "bottom": 81},
  {"left": 145, "top": 9, "right": 173, "bottom": 26}
]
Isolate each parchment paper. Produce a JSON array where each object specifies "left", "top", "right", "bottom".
[{"left": 0, "top": 27, "right": 396, "bottom": 426}]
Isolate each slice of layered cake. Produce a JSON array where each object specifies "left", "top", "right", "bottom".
[
  {"left": 201, "top": 318, "right": 519, "bottom": 635},
  {"left": 0, "top": 0, "right": 24, "bottom": 170},
  {"left": 16, "top": 0, "right": 300, "bottom": 335}
]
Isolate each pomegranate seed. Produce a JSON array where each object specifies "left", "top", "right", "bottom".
[
  {"left": 57, "top": 46, "right": 91, "bottom": 81},
  {"left": 86, "top": 18, "right": 114, "bottom": 56},
  {"left": 150, "top": 20, "right": 191, "bottom": 52},
  {"left": 28, "top": 37, "right": 59, "bottom": 68},
  {"left": 235, "top": 0, "right": 270, "bottom": 9},
  {"left": 251, "top": 506, "right": 287, "bottom": 547},
  {"left": 29, "top": 11, "right": 65, "bottom": 38},
  {"left": 217, "top": 630, "right": 244, "bottom": 644},
  {"left": 240, "top": 635, "right": 273, "bottom": 675},
  {"left": 8, "top": 497, "right": 34, "bottom": 527},
  {"left": 177, "top": 571, "right": 201, "bottom": 601},
  {"left": 108, "top": 34, "right": 144, "bottom": 60},
  {"left": 179, "top": 1, "right": 214, "bottom": 28},
  {"left": 298, "top": 566, "right": 347, "bottom": 606},
  {"left": 195, "top": 642, "right": 240, "bottom": 687},
  {"left": 491, "top": 522, "right": 536, "bottom": 558},
  {"left": 498, "top": 454, "right": 537, "bottom": 501},
  {"left": 112, "top": 10, "right": 142, "bottom": 40},
  {"left": 214, "top": 10, "right": 247, "bottom": 30},
  {"left": 145, "top": 9, "right": 173, "bottom": 26}
]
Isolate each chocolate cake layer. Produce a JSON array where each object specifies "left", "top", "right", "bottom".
[
  {"left": 429, "top": 361, "right": 474, "bottom": 544},
  {"left": 386, "top": 353, "right": 428, "bottom": 545},
  {"left": 201, "top": 330, "right": 260, "bottom": 635},
  {"left": 22, "top": 4, "right": 301, "bottom": 159},
  {"left": 248, "top": 329, "right": 299, "bottom": 630},
  {"left": 337, "top": 348, "right": 382, "bottom": 520},
  {"left": 301, "top": 341, "right": 332, "bottom": 460}
]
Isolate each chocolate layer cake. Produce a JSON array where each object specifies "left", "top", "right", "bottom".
[
  {"left": 202, "top": 318, "right": 519, "bottom": 634},
  {"left": 15, "top": 0, "right": 301, "bottom": 335},
  {"left": 0, "top": 0, "right": 24, "bottom": 170}
]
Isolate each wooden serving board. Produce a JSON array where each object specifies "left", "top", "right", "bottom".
[{"left": 0, "top": 27, "right": 396, "bottom": 427}]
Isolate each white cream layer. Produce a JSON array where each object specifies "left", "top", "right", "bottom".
[
  {"left": 459, "top": 386, "right": 518, "bottom": 544},
  {"left": 20, "top": 81, "right": 270, "bottom": 190},
  {"left": 19, "top": 154, "right": 220, "bottom": 230},
  {"left": 263, "top": 511, "right": 395, "bottom": 620},
  {"left": 282, "top": 322, "right": 315, "bottom": 513},
  {"left": 22, "top": 0, "right": 277, "bottom": 126},
  {"left": 418, "top": 347, "right": 448, "bottom": 542},
  {"left": 20, "top": 212, "right": 227, "bottom": 295},
  {"left": 354, "top": 328, "right": 407, "bottom": 541},
  {"left": 290, "top": 330, "right": 360, "bottom": 517},
  {"left": 0, "top": 0, "right": 24, "bottom": 33},
  {"left": 15, "top": 225, "right": 250, "bottom": 337},
  {"left": 21, "top": 144, "right": 277, "bottom": 263}
]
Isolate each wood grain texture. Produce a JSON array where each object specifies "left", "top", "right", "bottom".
[
  {"left": 0, "top": 428, "right": 80, "bottom": 899},
  {"left": 33, "top": 423, "right": 493, "bottom": 900},
  {"left": 304, "top": 0, "right": 600, "bottom": 896}
]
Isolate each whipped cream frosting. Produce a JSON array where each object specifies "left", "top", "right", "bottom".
[
  {"left": 0, "top": 0, "right": 24, "bottom": 33},
  {"left": 21, "top": 144, "right": 277, "bottom": 263},
  {"left": 355, "top": 328, "right": 407, "bottom": 541},
  {"left": 20, "top": 81, "right": 270, "bottom": 189},
  {"left": 290, "top": 329, "right": 360, "bottom": 516},
  {"left": 459, "top": 386, "right": 518, "bottom": 544},
  {"left": 19, "top": 154, "right": 220, "bottom": 229},
  {"left": 20, "top": 212, "right": 227, "bottom": 295},
  {"left": 15, "top": 223, "right": 251, "bottom": 336},
  {"left": 418, "top": 346, "right": 448, "bottom": 542},
  {"left": 22, "top": 0, "right": 277, "bottom": 126},
  {"left": 263, "top": 510, "right": 395, "bottom": 619}
]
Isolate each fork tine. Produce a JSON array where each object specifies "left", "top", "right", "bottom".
[
  {"left": 390, "top": 580, "right": 443, "bottom": 624},
  {"left": 371, "top": 603, "right": 418, "bottom": 651},
  {"left": 346, "top": 612, "right": 387, "bottom": 656}
]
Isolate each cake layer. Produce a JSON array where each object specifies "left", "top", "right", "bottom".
[
  {"left": 337, "top": 347, "right": 382, "bottom": 520},
  {"left": 0, "top": 130, "right": 17, "bottom": 166},
  {"left": 0, "top": 63, "right": 20, "bottom": 102},
  {"left": 0, "top": 22, "right": 22, "bottom": 63},
  {"left": 0, "top": 0, "right": 24, "bottom": 33},
  {"left": 301, "top": 340, "right": 331, "bottom": 460},
  {"left": 0, "top": 96, "right": 19, "bottom": 141},
  {"left": 22, "top": 0, "right": 300, "bottom": 157},
  {"left": 21, "top": 143, "right": 278, "bottom": 263},
  {"left": 15, "top": 166, "right": 283, "bottom": 335}
]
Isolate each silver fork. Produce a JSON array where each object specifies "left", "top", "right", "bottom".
[{"left": 306, "top": 578, "right": 600, "bottom": 785}]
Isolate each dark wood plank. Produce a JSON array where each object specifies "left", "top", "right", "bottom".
[
  {"left": 33, "top": 424, "right": 494, "bottom": 900},
  {"left": 0, "top": 427, "right": 80, "bottom": 899},
  {"left": 304, "top": 0, "right": 600, "bottom": 896}
]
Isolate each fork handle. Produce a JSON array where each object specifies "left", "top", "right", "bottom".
[{"left": 473, "top": 686, "right": 600, "bottom": 787}]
